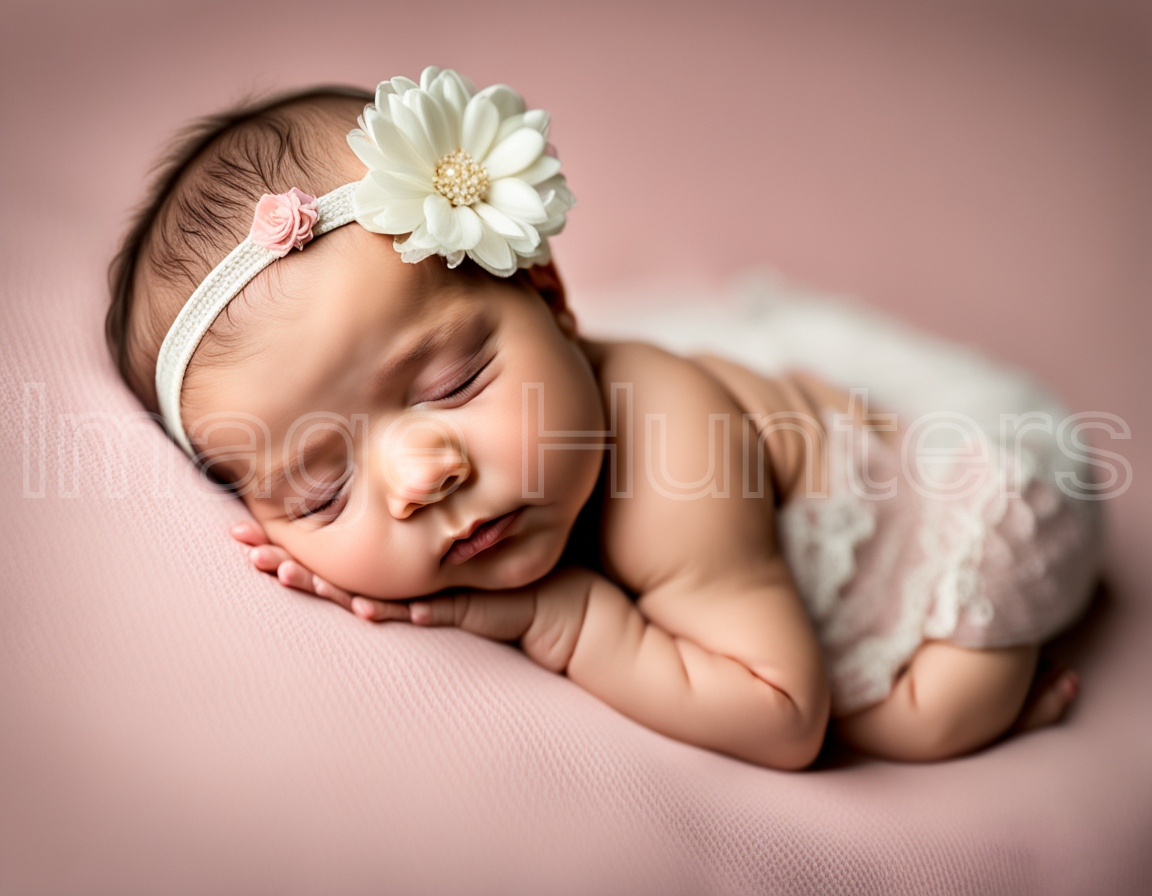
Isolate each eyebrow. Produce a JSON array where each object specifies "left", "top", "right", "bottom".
[{"left": 259, "top": 306, "right": 490, "bottom": 501}]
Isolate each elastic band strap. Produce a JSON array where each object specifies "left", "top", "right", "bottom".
[{"left": 155, "top": 182, "right": 358, "bottom": 457}]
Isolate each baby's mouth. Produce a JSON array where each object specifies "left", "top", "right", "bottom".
[{"left": 442, "top": 507, "right": 524, "bottom": 565}]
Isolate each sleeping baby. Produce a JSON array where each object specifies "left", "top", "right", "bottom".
[{"left": 105, "top": 66, "right": 1102, "bottom": 769}]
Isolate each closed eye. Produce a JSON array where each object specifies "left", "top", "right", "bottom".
[
  {"left": 295, "top": 476, "right": 351, "bottom": 523},
  {"left": 427, "top": 356, "right": 493, "bottom": 404}
]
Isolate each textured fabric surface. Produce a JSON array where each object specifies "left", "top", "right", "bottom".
[{"left": 4, "top": 2, "right": 1152, "bottom": 893}]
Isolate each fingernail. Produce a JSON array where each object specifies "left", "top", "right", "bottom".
[
  {"left": 351, "top": 598, "right": 373, "bottom": 618},
  {"left": 410, "top": 602, "right": 430, "bottom": 625},
  {"left": 278, "top": 561, "right": 296, "bottom": 581},
  {"left": 230, "top": 522, "right": 249, "bottom": 535},
  {"left": 249, "top": 547, "right": 266, "bottom": 564}
]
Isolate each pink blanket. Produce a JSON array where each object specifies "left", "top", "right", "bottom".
[{"left": 3, "top": 1, "right": 1150, "bottom": 892}]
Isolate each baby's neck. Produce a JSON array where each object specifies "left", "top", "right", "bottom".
[{"left": 551, "top": 337, "right": 615, "bottom": 573}]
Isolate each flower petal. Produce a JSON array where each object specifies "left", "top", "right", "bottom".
[
  {"left": 361, "top": 107, "right": 432, "bottom": 177},
  {"left": 519, "top": 238, "right": 552, "bottom": 268},
  {"left": 454, "top": 205, "right": 484, "bottom": 250},
  {"left": 392, "top": 76, "right": 420, "bottom": 95},
  {"left": 492, "top": 109, "right": 549, "bottom": 146},
  {"left": 394, "top": 225, "right": 439, "bottom": 265},
  {"left": 516, "top": 153, "right": 562, "bottom": 186},
  {"left": 374, "top": 81, "right": 397, "bottom": 109},
  {"left": 473, "top": 200, "right": 530, "bottom": 240},
  {"left": 434, "top": 70, "right": 471, "bottom": 122},
  {"left": 347, "top": 129, "right": 391, "bottom": 173},
  {"left": 418, "top": 66, "right": 440, "bottom": 90},
  {"left": 408, "top": 88, "right": 453, "bottom": 158},
  {"left": 461, "top": 96, "right": 499, "bottom": 160},
  {"left": 367, "top": 166, "right": 432, "bottom": 200},
  {"left": 353, "top": 181, "right": 427, "bottom": 233},
  {"left": 522, "top": 109, "right": 550, "bottom": 138},
  {"left": 387, "top": 93, "right": 437, "bottom": 164},
  {"left": 493, "top": 113, "right": 525, "bottom": 147},
  {"left": 424, "top": 193, "right": 461, "bottom": 248},
  {"left": 486, "top": 178, "right": 548, "bottom": 225},
  {"left": 474, "top": 84, "right": 524, "bottom": 120},
  {"left": 505, "top": 226, "right": 542, "bottom": 254},
  {"left": 483, "top": 128, "right": 546, "bottom": 179},
  {"left": 532, "top": 174, "right": 577, "bottom": 235},
  {"left": 468, "top": 222, "right": 516, "bottom": 277}
]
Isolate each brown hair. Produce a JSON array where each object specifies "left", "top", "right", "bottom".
[{"left": 104, "top": 85, "right": 373, "bottom": 416}]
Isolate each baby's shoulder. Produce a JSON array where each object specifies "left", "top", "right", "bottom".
[
  {"left": 580, "top": 339, "right": 784, "bottom": 593},
  {"left": 582, "top": 337, "right": 692, "bottom": 375},
  {"left": 580, "top": 338, "right": 728, "bottom": 409}
]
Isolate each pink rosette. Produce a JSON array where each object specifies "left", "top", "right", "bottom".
[{"left": 248, "top": 187, "right": 319, "bottom": 256}]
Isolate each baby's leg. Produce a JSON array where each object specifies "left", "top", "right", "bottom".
[{"left": 832, "top": 640, "right": 1043, "bottom": 762}]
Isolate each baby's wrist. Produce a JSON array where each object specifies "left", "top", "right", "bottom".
[{"left": 519, "top": 567, "right": 598, "bottom": 674}]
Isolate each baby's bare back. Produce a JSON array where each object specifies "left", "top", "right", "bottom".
[{"left": 578, "top": 335, "right": 903, "bottom": 565}]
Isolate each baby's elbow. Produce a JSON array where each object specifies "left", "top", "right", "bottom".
[
  {"left": 760, "top": 671, "right": 832, "bottom": 771},
  {"left": 778, "top": 703, "right": 830, "bottom": 771}
]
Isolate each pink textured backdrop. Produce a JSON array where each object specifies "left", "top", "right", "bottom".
[{"left": 2, "top": 0, "right": 1150, "bottom": 893}]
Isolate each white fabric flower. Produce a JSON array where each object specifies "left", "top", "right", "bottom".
[{"left": 346, "top": 66, "right": 576, "bottom": 277}]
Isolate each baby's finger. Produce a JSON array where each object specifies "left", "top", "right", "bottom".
[
  {"left": 229, "top": 520, "right": 269, "bottom": 547},
  {"left": 309, "top": 576, "right": 357, "bottom": 613},
  {"left": 350, "top": 597, "right": 412, "bottom": 623},
  {"left": 277, "top": 560, "right": 325, "bottom": 596},
  {"left": 408, "top": 591, "right": 535, "bottom": 642},
  {"left": 275, "top": 562, "right": 360, "bottom": 616},
  {"left": 248, "top": 544, "right": 292, "bottom": 573}
]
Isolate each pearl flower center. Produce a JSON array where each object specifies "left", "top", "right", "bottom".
[{"left": 432, "top": 148, "right": 490, "bottom": 207}]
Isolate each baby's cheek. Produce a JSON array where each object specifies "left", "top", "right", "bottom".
[
  {"left": 507, "top": 359, "right": 604, "bottom": 505},
  {"left": 291, "top": 522, "right": 434, "bottom": 601}
]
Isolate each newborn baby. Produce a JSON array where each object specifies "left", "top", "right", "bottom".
[{"left": 106, "top": 68, "right": 1097, "bottom": 769}]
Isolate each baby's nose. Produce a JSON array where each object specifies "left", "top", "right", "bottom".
[
  {"left": 384, "top": 449, "right": 471, "bottom": 520},
  {"left": 375, "top": 415, "right": 471, "bottom": 519}
]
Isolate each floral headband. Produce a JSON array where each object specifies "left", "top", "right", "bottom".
[{"left": 155, "top": 65, "right": 576, "bottom": 457}]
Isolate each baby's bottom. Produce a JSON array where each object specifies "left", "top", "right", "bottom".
[{"left": 832, "top": 640, "right": 1041, "bottom": 761}]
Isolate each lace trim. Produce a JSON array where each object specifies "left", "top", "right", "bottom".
[
  {"left": 776, "top": 410, "right": 877, "bottom": 625},
  {"left": 776, "top": 406, "right": 1052, "bottom": 715}
]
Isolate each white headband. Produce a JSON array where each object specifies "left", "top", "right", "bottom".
[
  {"left": 153, "top": 65, "right": 576, "bottom": 457},
  {"left": 154, "top": 184, "right": 358, "bottom": 456}
]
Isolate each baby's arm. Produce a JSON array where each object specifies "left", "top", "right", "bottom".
[
  {"left": 351, "top": 560, "right": 827, "bottom": 771},
  {"left": 570, "top": 563, "right": 828, "bottom": 770},
  {"left": 231, "top": 520, "right": 827, "bottom": 769}
]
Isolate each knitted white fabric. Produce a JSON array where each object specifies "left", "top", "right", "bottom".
[{"left": 154, "top": 182, "right": 358, "bottom": 456}]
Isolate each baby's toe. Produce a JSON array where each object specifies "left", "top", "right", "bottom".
[{"left": 1013, "top": 669, "right": 1079, "bottom": 733}]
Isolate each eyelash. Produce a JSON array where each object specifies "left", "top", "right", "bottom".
[
  {"left": 429, "top": 356, "right": 492, "bottom": 403},
  {"left": 299, "top": 477, "right": 349, "bottom": 520}
]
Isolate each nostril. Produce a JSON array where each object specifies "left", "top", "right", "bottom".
[{"left": 431, "top": 470, "right": 461, "bottom": 499}]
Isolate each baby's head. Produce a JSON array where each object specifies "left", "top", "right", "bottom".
[{"left": 106, "top": 69, "right": 603, "bottom": 599}]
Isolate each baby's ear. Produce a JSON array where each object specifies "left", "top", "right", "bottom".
[{"left": 522, "top": 262, "right": 577, "bottom": 339}]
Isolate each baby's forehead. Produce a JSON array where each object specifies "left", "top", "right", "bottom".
[{"left": 194, "top": 265, "right": 497, "bottom": 478}]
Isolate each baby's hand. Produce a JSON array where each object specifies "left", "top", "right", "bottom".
[
  {"left": 227, "top": 521, "right": 410, "bottom": 622},
  {"left": 226, "top": 521, "right": 585, "bottom": 668}
]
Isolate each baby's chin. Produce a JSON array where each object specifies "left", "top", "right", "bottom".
[{"left": 455, "top": 527, "right": 569, "bottom": 593}]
